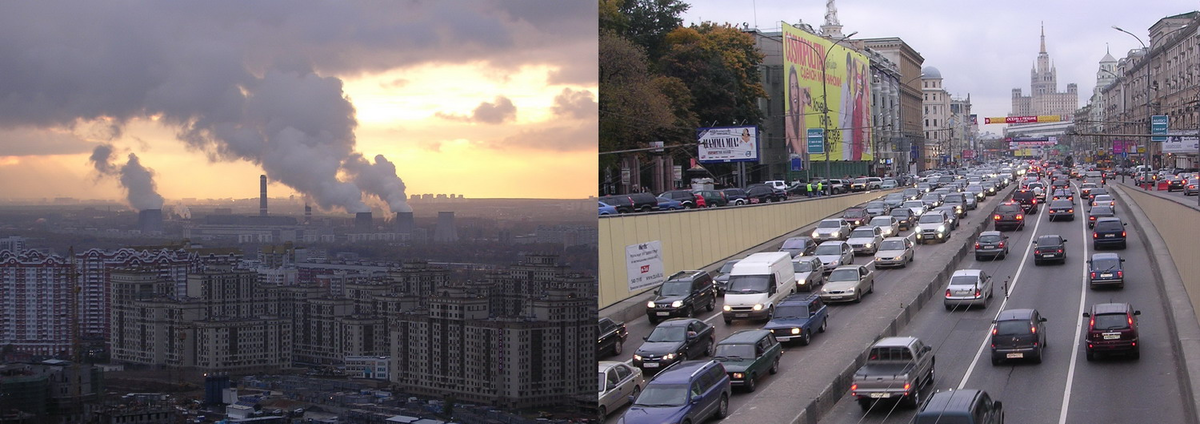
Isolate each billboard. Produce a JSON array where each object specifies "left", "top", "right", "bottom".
[
  {"left": 697, "top": 126, "right": 759, "bottom": 163},
  {"left": 782, "top": 23, "right": 872, "bottom": 162},
  {"left": 1162, "top": 133, "right": 1199, "bottom": 154}
]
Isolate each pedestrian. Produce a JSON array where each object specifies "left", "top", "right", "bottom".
[
  {"left": 817, "top": 181, "right": 824, "bottom": 197},
  {"left": 806, "top": 182, "right": 813, "bottom": 198}
]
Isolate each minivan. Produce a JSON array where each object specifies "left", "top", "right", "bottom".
[{"left": 722, "top": 252, "right": 795, "bottom": 324}]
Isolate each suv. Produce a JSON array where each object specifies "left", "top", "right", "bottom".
[
  {"left": 620, "top": 360, "right": 731, "bottom": 424},
  {"left": 1083, "top": 303, "right": 1141, "bottom": 360},
  {"left": 633, "top": 318, "right": 716, "bottom": 372},
  {"left": 1092, "top": 217, "right": 1127, "bottom": 249},
  {"left": 990, "top": 309, "right": 1047, "bottom": 365},
  {"left": 915, "top": 211, "right": 952, "bottom": 244},
  {"left": 1012, "top": 190, "right": 1039, "bottom": 213},
  {"left": 913, "top": 389, "right": 1004, "bottom": 424},
  {"left": 692, "top": 189, "right": 728, "bottom": 208},
  {"left": 722, "top": 188, "right": 749, "bottom": 205},
  {"left": 659, "top": 190, "right": 697, "bottom": 209},
  {"left": 628, "top": 192, "right": 660, "bottom": 212},
  {"left": 763, "top": 294, "right": 828, "bottom": 345},
  {"left": 1047, "top": 199, "right": 1075, "bottom": 221},
  {"left": 992, "top": 201, "right": 1025, "bottom": 231},
  {"left": 1088, "top": 253, "right": 1126, "bottom": 289},
  {"left": 712, "top": 329, "right": 782, "bottom": 392},
  {"left": 646, "top": 271, "right": 717, "bottom": 324}
]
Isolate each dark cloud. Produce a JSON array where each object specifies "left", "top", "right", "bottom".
[
  {"left": 435, "top": 96, "right": 517, "bottom": 124},
  {"left": 552, "top": 89, "right": 597, "bottom": 120}
]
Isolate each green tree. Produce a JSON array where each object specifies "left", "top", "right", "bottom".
[
  {"left": 602, "top": 0, "right": 690, "bottom": 62},
  {"left": 659, "top": 23, "right": 767, "bottom": 127}
]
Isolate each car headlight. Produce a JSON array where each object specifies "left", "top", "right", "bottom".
[
  {"left": 647, "top": 301, "right": 656, "bottom": 308},
  {"left": 937, "top": 225, "right": 946, "bottom": 232},
  {"left": 667, "top": 300, "right": 681, "bottom": 308},
  {"left": 663, "top": 353, "right": 675, "bottom": 361},
  {"left": 846, "top": 288, "right": 856, "bottom": 293},
  {"left": 723, "top": 305, "right": 732, "bottom": 312},
  {"left": 812, "top": 231, "right": 820, "bottom": 238},
  {"left": 914, "top": 226, "right": 922, "bottom": 233},
  {"left": 633, "top": 354, "right": 642, "bottom": 361},
  {"left": 732, "top": 372, "right": 744, "bottom": 379},
  {"left": 865, "top": 243, "right": 873, "bottom": 248},
  {"left": 791, "top": 328, "right": 801, "bottom": 335},
  {"left": 752, "top": 304, "right": 764, "bottom": 311}
]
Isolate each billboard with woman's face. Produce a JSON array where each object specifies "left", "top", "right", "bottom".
[{"left": 782, "top": 23, "right": 873, "bottom": 162}]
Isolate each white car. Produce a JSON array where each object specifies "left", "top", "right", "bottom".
[
  {"left": 874, "top": 237, "right": 915, "bottom": 268},
  {"left": 902, "top": 200, "right": 928, "bottom": 216},
  {"left": 846, "top": 226, "right": 884, "bottom": 255},
  {"left": 813, "top": 241, "right": 854, "bottom": 272},
  {"left": 1091, "top": 194, "right": 1116, "bottom": 208},
  {"left": 820, "top": 265, "right": 875, "bottom": 303},
  {"left": 880, "top": 179, "right": 898, "bottom": 189},
  {"left": 791, "top": 256, "right": 824, "bottom": 292},
  {"left": 599, "top": 361, "right": 644, "bottom": 419},
  {"left": 868, "top": 216, "right": 900, "bottom": 237},
  {"left": 812, "top": 219, "right": 852, "bottom": 242}
]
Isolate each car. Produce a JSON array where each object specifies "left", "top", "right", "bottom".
[
  {"left": 1091, "top": 194, "right": 1116, "bottom": 208},
  {"left": 944, "top": 269, "right": 994, "bottom": 310},
  {"left": 628, "top": 192, "right": 660, "bottom": 212},
  {"left": 913, "top": 389, "right": 1004, "bottom": 424},
  {"left": 598, "top": 317, "right": 629, "bottom": 357},
  {"left": 599, "top": 361, "right": 645, "bottom": 419},
  {"left": 902, "top": 200, "right": 928, "bottom": 216},
  {"left": 884, "top": 192, "right": 907, "bottom": 209},
  {"left": 1012, "top": 190, "right": 1039, "bottom": 213},
  {"left": 965, "top": 184, "right": 986, "bottom": 201},
  {"left": 819, "top": 265, "right": 874, "bottom": 303},
  {"left": 763, "top": 294, "right": 828, "bottom": 345},
  {"left": 692, "top": 189, "right": 728, "bottom": 208},
  {"left": 867, "top": 177, "right": 884, "bottom": 189},
  {"left": 921, "top": 194, "right": 943, "bottom": 209},
  {"left": 1086, "top": 187, "right": 1109, "bottom": 202},
  {"left": 942, "top": 193, "right": 969, "bottom": 217},
  {"left": 1088, "top": 253, "right": 1126, "bottom": 289},
  {"left": 779, "top": 237, "right": 817, "bottom": 258},
  {"left": 1186, "top": 176, "right": 1200, "bottom": 196},
  {"left": 992, "top": 201, "right": 1025, "bottom": 231},
  {"left": 632, "top": 318, "right": 716, "bottom": 372},
  {"left": 847, "top": 226, "right": 884, "bottom": 255},
  {"left": 981, "top": 181, "right": 998, "bottom": 196},
  {"left": 721, "top": 188, "right": 749, "bottom": 205},
  {"left": 658, "top": 190, "right": 697, "bottom": 209},
  {"left": 1046, "top": 199, "right": 1075, "bottom": 221},
  {"left": 1167, "top": 176, "right": 1186, "bottom": 191},
  {"left": 1033, "top": 234, "right": 1067, "bottom": 265},
  {"left": 990, "top": 309, "right": 1047, "bottom": 365},
  {"left": 974, "top": 231, "right": 1009, "bottom": 260},
  {"left": 917, "top": 182, "right": 933, "bottom": 193},
  {"left": 744, "top": 184, "right": 777, "bottom": 204},
  {"left": 826, "top": 179, "right": 849, "bottom": 194},
  {"left": 933, "top": 206, "right": 960, "bottom": 230},
  {"left": 599, "top": 201, "right": 619, "bottom": 216},
  {"left": 868, "top": 215, "right": 900, "bottom": 237},
  {"left": 873, "top": 237, "right": 915, "bottom": 268},
  {"left": 914, "top": 211, "right": 952, "bottom": 244},
  {"left": 1092, "top": 217, "right": 1127, "bottom": 249},
  {"left": 1087, "top": 205, "right": 1115, "bottom": 228},
  {"left": 890, "top": 208, "right": 916, "bottom": 231},
  {"left": 713, "top": 259, "right": 739, "bottom": 295},
  {"left": 656, "top": 196, "right": 683, "bottom": 211},
  {"left": 1079, "top": 182, "right": 1097, "bottom": 199},
  {"left": 712, "top": 329, "right": 783, "bottom": 392},
  {"left": 850, "top": 177, "right": 870, "bottom": 192},
  {"left": 791, "top": 256, "right": 824, "bottom": 292},
  {"left": 842, "top": 207, "right": 870, "bottom": 227},
  {"left": 600, "top": 195, "right": 635, "bottom": 214},
  {"left": 1083, "top": 303, "right": 1141, "bottom": 360},
  {"left": 812, "top": 241, "right": 855, "bottom": 273},
  {"left": 903, "top": 188, "right": 922, "bottom": 200},
  {"left": 645, "top": 270, "right": 717, "bottom": 324},
  {"left": 1051, "top": 188, "right": 1074, "bottom": 202},
  {"left": 622, "top": 360, "right": 731, "bottom": 424},
  {"left": 864, "top": 200, "right": 890, "bottom": 217},
  {"left": 880, "top": 179, "right": 898, "bottom": 189},
  {"left": 812, "top": 219, "right": 852, "bottom": 241},
  {"left": 1028, "top": 182, "right": 1046, "bottom": 200}
]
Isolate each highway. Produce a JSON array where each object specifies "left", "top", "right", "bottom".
[{"left": 605, "top": 180, "right": 1190, "bottom": 424}]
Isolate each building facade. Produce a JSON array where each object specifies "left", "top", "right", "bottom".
[
  {"left": 859, "top": 37, "right": 925, "bottom": 173},
  {"left": 1011, "top": 25, "right": 1078, "bottom": 118},
  {"left": 922, "top": 67, "right": 952, "bottom": 168},
  {"left": 0, "top": 251, "right": 72, "bottom": 356}
]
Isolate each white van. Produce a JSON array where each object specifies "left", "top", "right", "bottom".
[{"left": 722, "top": 252, "right": 796, "bottom": 324}]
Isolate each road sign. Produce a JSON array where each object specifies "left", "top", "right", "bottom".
[
  {"left": 807, "top": 128, "right": 825, "bottom": 154},
  {"left": 1151, "top": 115, "right": 1169, "bottom": 142}
]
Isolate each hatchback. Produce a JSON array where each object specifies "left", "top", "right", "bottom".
[
  {"left": 1088, "top": 253, "right": 1126, "bottom": 289},
  {"left": 1092, "top": 217, "right": 1127, "bottom": 249},
  {"left": 1083, "top": 303, "right": 1141, "bottom": 360},
  {"left": 944, "top": 269, "right": 994, "bottom": 310},
  {"left": 974, "top": 231, "right": 1009, "bottom": 260},
  {"left": 1047, "top": 199, "right": 1075, "bottom": 221},
  {"left": 990, "top": 309, "right": 1047, "bottom": 365},
  {"left": 1087, "top": 205, "right": 1115, "bottom": 228},
  {"left": 1032, "top": 235, "right": 1067, "bottom": 265},
  {"left": 621, "top": 360, "right": 731, "bottom": 424}
]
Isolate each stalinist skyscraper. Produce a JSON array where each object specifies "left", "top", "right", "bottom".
[{"left": 1011, "top": 23, "right": 1078, "bottom": 118}]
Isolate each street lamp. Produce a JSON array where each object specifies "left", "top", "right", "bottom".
[
  {"left": 793, "top": 30, "right": 858, "bottom": 182},
  {"left": 1113, "top": 25, "right": 1152, "bottom": 183}
]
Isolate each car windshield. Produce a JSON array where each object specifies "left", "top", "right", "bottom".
[
  {"left": 726, "top": 275, "right": 770, "bottom": 294},
  {"left": 887, "top": 194, "right": 905, "bottom": 201},
  {"left": 828, "top": 268, "right": 859, "bottom": 282},
  {"left": 1091, "top": 206, "right": 1113, "bottom": 215},
  {"left": 793, "top": 261, "right": 813, "bottom": 273},
  {"left": 850, "top": 229, "right": 875, "bottom": 238},
  {"left": 918, "top": 214, "right": 944, "bottom": 224},
  {"left": 1092, "top": 258, "right": 1121, "bottom": 272},
  {"left": 870, "top": 217, "right": 892, "bottom": 226},
  {"left": 997, "top": 205, "right": 1021, "bottom": 213},
  {"left": 994, "top": 320, "right": 1031, "bottom": 336},
  {"left": 814, "top": 244, "right": 843, "bottom": 255},
  {"left": 979, "top": 234, "right": 1002, "bottom": 243},
  {"left": 1051, "top": 200, "right": 1073, "bottom": 208},
  {"left": 776, "top": 304, "right": 810, "bottom": 318},
  {"left": 892, "top": 209, "right": 912, "bottom": 217},
  {"left": 659, "top": 280, "right": 692, "bottom": 297},
  {"left": 633, "top": 384, "right": 687, "bottom": 407},
  {"left": 719, "top": 261, "right": 738, "bottom": 274},
  {"left": 818, "top": 220, "right": 842, "bottom": 229},
  {"left": 782, "top": 239, "right": 809, "bottom": 249},
  {"left": 880, "top": 240, "right": 906, "bottom": 250},
  {"left": 1037, "top": 237, "right": 1062, "bottom": 247},
  {"left": 1092, "top": 189, "right": 1108, "bottom": 196},
  {"left": 1096, "top": 222, "right": 1123, "bottom": 232},
  {"left": 713, "top": 343, "right": 756, "bottom": 359},
  {"left": 844, "top": 209, "right": 864, "bottom": 217},
  {"left": 1095, "top": 196, "right": 1113, "bottom": 202},
  {"left": 903, "top": 201, "right": 923, "bottom": 208},
  {"left": 1092, "top": 314, "right": 1129, "bottom": 330},
  {"left": 949, "top": 275, "right": 979, "bottom": 287},
  {"left": 866, "top": 202, "right": 885, "bottom": 209},
  {"left": 645, "top": 326, "right": 687, "bottom": 342},
  {"left": 1028, "top": 182, "right": 1044, "bottom": 189}
]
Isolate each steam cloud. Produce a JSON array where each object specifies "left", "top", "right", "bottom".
[{"left": 89, "top": 144, "right": 165, "bottom": 211}]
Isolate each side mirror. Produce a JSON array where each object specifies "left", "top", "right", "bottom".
[
  {"left": 1040, "top": 317, "right": 1048, "bottom": 322},
  {"left": 922, "top": 346, "right": 932, "bottom": 353},
  {"left": 1121, "top": 258, "right": 1126, "bottom": 262},
  {"left": 1063, "top": 239, "right": 1068, "bottom": 243},
  {"left": 643, "top": 336, "right": 649, "bottom": 341},
  {"left": 993, "top": 401, "right": 1003, "bottom": 410},
  {"left": 1082, "top": 312, "right": 1091, "bottom": 318},
  {"left": 691, "top": 396, "right": 702, "bottom": 405},
  {"left": 1134, "top": 310, "right": 1142, "bottom": 316}
]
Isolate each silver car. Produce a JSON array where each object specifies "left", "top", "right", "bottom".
[
  {"left": 791, "top": 256, "right": 824, "bottom": 292},
  {"left": 813, "top": 241, "right": 854, "bottom": 273},
  {"left": 869, "top": 215, "right": 900, "bottom": 238},
  {"left": 874, "top": 237, "right": 915, "bottom": 268},
  {"left": 599, "top": 361, "right": 645, "bottom": 419},
  {"left": 944, "top": 269, "right": 994, "bottom": 310},
  {"left": 820, "top": 265, "right": 875, "bottom": 303},
  {"left": 847, "top": 226, "right": 884, "bottom": 255},
  {"left": 812, "top": 219, "right": 851, "bottom": 242}
]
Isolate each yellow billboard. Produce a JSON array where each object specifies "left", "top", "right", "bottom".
[{"left": 783, "top": 23, "right": 872, "bottom": 163}]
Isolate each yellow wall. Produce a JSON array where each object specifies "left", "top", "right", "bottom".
[{"left": 598, "top": 191, "right": 895, "bottom": 308}]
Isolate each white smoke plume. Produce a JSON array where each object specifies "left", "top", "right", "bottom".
[{"left": 89, "top": 144, "right": 165, "bottom": 211}]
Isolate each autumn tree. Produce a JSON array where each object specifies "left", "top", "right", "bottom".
[{"left": 659, "top": 23, "right": 767, "bottom": 127}]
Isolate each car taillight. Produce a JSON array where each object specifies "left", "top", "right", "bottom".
[
  {"left": 1117, "top": 270, "right": 1123, "bottom": 278},
  {"left": 974, "top": 289, "right": 981, "bottom": 298},
  {"left": 1033, "top": 199, "right": 1038, "bottom": 204},
  {"left": 1031, "top": 326, "right": 1037, "bottom": 334},
  {"left": 994, "top": 214, "right": 1001, "bottom": 220},
  {"left": 998, "top": 242, "right": 1005, "bottom": 248},
  {"left": 1057, "top": 249, "right": 1063, "bottom": 253},
  {"left": 945, "top": 289, "right": 952, "bottom": 298},
  {"left": 1016, "top": 215, "right": 1024, "bottom": 220},
  {"left": 974, "top": 242, "right": 982, "bottom": 249},
  {"left": 1089, "top": 317, "right": 1095, "bottom": 329},
  {"left": 1122, "top": 231, "right": 1127, "bottom": 237},
  {"left": 1090, "top": 272, "right": 1096, "bottom": 279},
  {"left": 1090, "top": 216, "right": 1095, "bottom": 221},
  {"left": 851, "top": 383, "right": 857, "bottom": 392},
  {"left": 992, "top": 327, "right": 998, "bottom": 335},
  {"left": 1128, "top": 316, "right": 1134, "bottom": 326},
  {"left": 1068, "top": 209, "right": 1074, "bottom": 213},
  {"left": 1093, "top": 232, "right": 1099, "bottom": 239}
]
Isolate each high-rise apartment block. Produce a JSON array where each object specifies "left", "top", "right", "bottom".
[{"left": 0, "top": 251, "right": 73, "bottom": 356}]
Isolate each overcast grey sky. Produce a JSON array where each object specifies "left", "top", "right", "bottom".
[{"left": 682, "top": 0, "right": 1196, "bottom": 134}]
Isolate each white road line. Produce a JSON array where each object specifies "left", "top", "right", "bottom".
[
  {"left": 1058, "top": 183, "right": 1091, "bottom": 424},
  {"left": 957, "top": 193, "right": 1047, "bottom": 388}
]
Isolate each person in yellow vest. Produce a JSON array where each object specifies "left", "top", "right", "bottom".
[
  {"left": 806, "top": 182, "right": 813, "bottom": 198},
  {"left": 817, "top": 181, "right": 824, "bottom": 197}
]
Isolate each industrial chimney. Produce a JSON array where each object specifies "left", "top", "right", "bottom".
[
  {"left": 259, "top": 175, "right": 268, "bottom": 216},
  {"left": 395, "top": 212, "right": 414, "bottom": 234},
  {"left": 433, "top": 211, "right": 458, "bottom": 243},
  {"left": 355, "top": 212, "right": 373, "bottom": 231},
  {"left": 138, "top": 209, "right": 163, "bottom": 233}
]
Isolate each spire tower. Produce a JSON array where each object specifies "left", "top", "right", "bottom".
[
  {"left": 820, "top": 0, "right": 844, "bottom": 38},
  {"left": 1040, "top": 22, "right": 1046, "bottom": 53}
]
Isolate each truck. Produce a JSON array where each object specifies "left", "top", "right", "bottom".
[{"left": 851, "top": 336, "right": 936, "bottom": 411}]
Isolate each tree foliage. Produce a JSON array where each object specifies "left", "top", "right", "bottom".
[
  {"left": 659, "top": 23, "right": 767, "bottom": 127},
  {"left": 602, "top": 0, "right": 691, "bottom": 62},
  {"left": 599, "top": 32, "right": 674, "bottom": 170}
]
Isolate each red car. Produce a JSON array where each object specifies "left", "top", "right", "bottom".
[{"left": 1083, "top": 303, "right": 1141, "bottom": 360}]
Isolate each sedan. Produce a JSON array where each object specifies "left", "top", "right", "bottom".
[
  {"left": 944, "top": 269, "right": 994, "bottom": 310},
  {"left": 1033, "top": 235, "right": 1067, "bottom": 265},
  {"left": 902, "top": 200, "right": 928, "bottom": 217},
  {"left": 598, "top": 317, "right": 629, "bottom": 357},
  {"left": 846, "top": 226, "right": 884, "bottom": 255},
  {"left": 813, "top": 241, "right": 855, "bottom": 272},
  {"left": 1087, "top": 205, "right": 1115, "bottom": 228},
  {"left": 812, "top": 219, "right": 852, "bottom": 241},
  {"left": 779, "top": 237, "right": 817, "bottom": 258},
  {"left": 842, "top": 207, "right": 870, "bottom": 227},
  {"left": 873, "top": 237, "right": 915, "bottom": 268},
  {"left": 1091, "top": 194, "right": 1116, "bottom": 208},
  {"left": 632, "top": 318, "right": 715, "bottom": 372},
  {"left": 890, "top": 208, "right": 916, "bottom": 231},
  {"left": 819, "top": 265, "right": 874, "bottom": 303},
  {"left": 1047, "top": 199, "right": 1075, "bottom": 221},
  {"left": 791, "top": 256, "right": 824, "bottom": 292},
  {"left": 991, "top": 309, "right": 1048, "bottom": 365},
  {"left": 869, "top": 215, "right": 900, "bottom": 238},
  {"left": 656, "top": 196, "right": 684, "bottom": 211},
  {"left": 599, "top": 201, "right": 619, "bottom": 216},
  {"left": 974, "top": 231, "right": 1009, "bottom": 260},
  {"left": 599, "top": 361, "right": 645, "bottom": 419}
]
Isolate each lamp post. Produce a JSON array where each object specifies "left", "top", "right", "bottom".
[
  {"left": 793, "top": 30, "right": 858, "bottom": 181},
  {"left": 1113, "top": 25, "right": 1152, "bottom": 183}
]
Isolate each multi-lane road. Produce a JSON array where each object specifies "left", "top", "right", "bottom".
[{"left": 604, "top": 180, "right": 1190, "bottom": 424}]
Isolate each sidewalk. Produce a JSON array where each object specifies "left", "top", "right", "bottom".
[{"left": 1111, "top": 178, "right": 1200, "bottom": 212}]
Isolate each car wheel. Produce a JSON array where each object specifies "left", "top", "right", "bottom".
[
  {"left": 905, "top": 386, "right": 922, "bottom": 409},
  {"left": 769, "top": 356, "right": 780, "bottom": 375},
  {"left": 1131, "top": 349, "right": 1140, "bottom": 360},
  {"left": 1086, "top": 350, "right": 1095, "bottom": 361},
  {"left": 800, "top": 330, "right": 812, "bottom": 346},
  {"left": 819, "top": 318, "right": 827, "bottom": 333},
  {"left": 869, "top": 281, "right": 875, "bottom": 294},
  {"left": 612, "top": 338, "right": 623, "bottom": 356},
  {"left": 945, "top": 303, "right": 953, "bottom": 311},
  {"left": 706, "top": 297, "right": 715, "bottom": 312},
  {"left": 599, "top": 406, "right": 607, "bottom": 419},
  {"left": 648, "top": 317, "right": 659, "bottom": 325},
  {"left": 631, "top": 385, "right": 641, "bottom": 402},
  {"left": 715, "top": 394, "right": 730, "bottom": 418},
  {"left": 745, "top": 373, "right": 757, "bottom": 392},
  {"left": 1033, "top": 349, "right": 1043, "bottom": 364},
  {"left": 724, "top": 318, "right": 732, "bottom": 325},
  {"left": 858, "top": 398, "right": 872, "bottom": 412},
  {"left": 684, "top": 305, "right": 694, "bottom": 318},
  {"left": 992, "top": 356, "right": 1001, "bottom": 366},
  {"left": 975, "top": 255, "right": 982, "bottom": 261},
  {"left": 854, "top": 292, "right": 862, "bottom": 303}
]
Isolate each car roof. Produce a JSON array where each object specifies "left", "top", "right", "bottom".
[
  {"left": 920, "top": 389, "right": 984, "bottom": 415},
  {"left": 1091, "top": 303, "right": 1130, "bottom": 315},
  {"left": 819, "top": 240, "right": 849, "bottom": 247},
  {"left": 951, "top": 269, "right": 982, "bottom": 277},
  {"left": 881, "top": 236, "right": 909, "bottom": 242},
  {"left": 873, "top": 336, "right": 918, "bottom": 348},
  {"left": 718, "top": 329, "right": 771, "bottom": 345},
  {"left": 599, "top": 361, "right": 633, "bottom": 372},
  {"left": 979, "top": 231, "right": 1002, "bottom": 237},
  {"left": 657, "top": 318, "right": 699, "bottom": 328},
  {"left": 1091, "top": 252, "right": 1122, "bottom": 261},
  {"left": 832, "top": 265, "right": 863, "bottom": 271},
  {"left": 995, "top": 309, "right": 1035, "bottom": 321},
  {"left": 649, "top": 360, "right": 717, "bottom": 385}
]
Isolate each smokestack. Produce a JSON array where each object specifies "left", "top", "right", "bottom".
[
  {"left": 395, "top": 212, "right": 413, "bottom": 234},
  {"left": 260, "top": 175, "right": 268, "bottom": 217},
  {"left": 433, "top": 211, "right": 458, "bottom": 243},
  {"left": 305, "top": 203, "right": 312, "bottom": 224},
  {"left": 138, "top": 209, "right": 163, "bottom": 233},
  {"left": 355, "top": 212, "right": 373, "bottom": 231}
]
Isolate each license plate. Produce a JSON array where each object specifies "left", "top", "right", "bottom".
[
  {"left": 1105, "top": 234, "right": 1115, "bottom": 238},
  {"left": 656, "top": 312, "right": 669, "bottom": 316},
  {"left": 1006, "top": 353, "right": 1024, "bottom": 359},
  {"left": 1101, "top": 273, "right": 1113, "bottom": 278},
  {"left": 643, "top": 362, "right": 658, "bottom": 368},
  {"left": 831, "top": 296, "right": 845, "bottom": 300},
  {"left": 1103, "top": 333, "right": 1121, "bottom": 340},
  {"left": 1043, "top": 254, "right": 1054, "bottom": 258},
  {"left": 870, "top": 393, "right": 890, "bottom": 399},
  {"left": 735, "top": 313, "right": 748, "bottom": 318}
]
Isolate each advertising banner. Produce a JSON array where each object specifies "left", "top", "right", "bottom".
[
  {"left": 697, "top": 126, "right": 759, "bottom": 163},
  {"left": 626, "top": 241, "right": 665, "bottom": 293},
  {"left": 1162, "top": 133, "right": 1199, "bottom": 154},
  {"left": 782, "top": 23, "right": 872, "bottom": 162},
  {"left": 984, "top": 115, "right": 1066, "bottom": 124}
]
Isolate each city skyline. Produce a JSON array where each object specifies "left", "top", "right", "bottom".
[{"left": 0, "top": 1, "right": 599, "bottom": 206}]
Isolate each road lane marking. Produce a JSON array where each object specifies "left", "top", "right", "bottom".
[{"left": 1058, "top": 182, "right": 1091, "bottom": 424}]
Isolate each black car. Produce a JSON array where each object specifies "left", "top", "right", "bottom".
[
  {"left": 890, "top": 208, "right": 915, "bottom": 231},
  {"left": 992, "top": 201, "right": 1025, "bottom": 231},
  {"left": 1047, "top": 199, "right": 1075, "bottom": 221},
  {"left": 659, "top": 190, "right": 697, "bottom": 209},
  {"left": 1050, "top": 188, "right": 1074, "bottom": 203},
  {"left": 599, "top": 195, "right": 635, "bottom": 214},
  {"left": 779, "top": 237, "right": 817, "bottom": 258},
  {"left": 1086, "top": 187, "right": 1109, "bottom": 202},
  {"left": 1033, "top": 235, "right": 1067, "bottom": 265},
  {"left": 628, "top": 192, "right": 659, "bottom": 212},
  {"left": 913, "top": 389, "right": 1004, "bottom": 424},
  {"left": 722, "top": 188, "right": 749, "bottom": 205},
  {"left": 902, "top": 188, "right": 922, "bottom": 200},
  {"left": 1167, "top": 176, "right": 1186, "bottom": 191},
  {"left": 598, "top": 317, "right": 629, "bottom": 357},
  {"left": 646, "top": 270, "right": 717, "bottom": 324},
  {"left": 864, "top": 201, "right": 890, "bottom": 217},
  {"left": 1088, "top": 253, "right": 1126, "bottom": 289},
  {"left": 632, "top": 318, "right": 716, "bottom": 372},
  {"left": 1087, "top": 205, "right": 1115, "bottom": 228},
  {"left": 990, "top": 308, "right": 1047, "bottom": 365},
  {"left": 745, "top": 184, "right": 782, "bottom": 204},
  {"left": 1092, "top": 217, "right": 1127, "bottom": 250},
  {"left": 942, "top": 193, "right": 969, "bottom": 217},
  {"left": 1012, "top": 190, "right": 1039, "bottom": 213}
]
